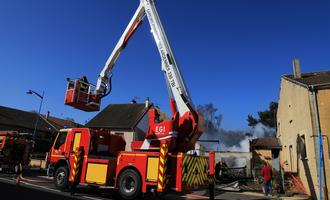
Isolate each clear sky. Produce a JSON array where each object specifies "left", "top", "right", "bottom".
[{"left": 0, "top": 0, "right": 329, "bottom": 130}]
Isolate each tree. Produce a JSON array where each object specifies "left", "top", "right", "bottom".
[
  {"left": 197, "top": 103, "right": 222, "bottom": 133},
  {"left": 247, "top": 101, "right": 278, "bottom": 128},
  {"left": 197, "top": 103, "right": 247, "bottom": 150}
]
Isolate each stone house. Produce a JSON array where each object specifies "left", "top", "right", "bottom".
[{"left": 277, "top": 61, "right": 330, "bottom": 199}]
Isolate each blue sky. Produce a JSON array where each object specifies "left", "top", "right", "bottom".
[{"left": 0, "top": 0, "right": 329, "bottom": 130}]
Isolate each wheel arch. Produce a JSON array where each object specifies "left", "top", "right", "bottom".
[
  {"left": 115, "top": 166, "right": 143, "bottom": 188},
  {"left": 54, "top": 158, "right": 70, "bottom": 175}
]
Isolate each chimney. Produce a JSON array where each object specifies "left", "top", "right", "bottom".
[
  {"left": 46, "top": 111, "right": 50, "bottom": 120},
  {"left": 145, "top": 97, "right": 150, "bottom": 108},
  {"left": 292, "top": 58, "right": 301, "bottom": 79}
]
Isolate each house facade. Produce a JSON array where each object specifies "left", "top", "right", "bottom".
[
  {"left": 277, "top": 68, "right": 330, "bottom": 199},
  {"left": 86, "top": 103, "right": 150, "bottom": 151}
]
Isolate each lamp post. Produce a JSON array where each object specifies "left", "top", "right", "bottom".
[{"left": 27, "top": 90, "right": 44, "bottom": 139}]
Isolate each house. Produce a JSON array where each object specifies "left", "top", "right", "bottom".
[
  {"left": 0, "top": 105, "right": 81, "bottom": 153},
  {"left": 44, "top": 112, "right": 82, "bottom": 130},
  {"left": 85, "top": 103, "right": 150, "bottom": 151},
  {"left": 250, "top": 138, "right": 281, "bottom": 178},
  {"left": 277, "top": 59, "right": 330, "bottom": 199}
]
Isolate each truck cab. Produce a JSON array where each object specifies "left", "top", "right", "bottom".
[{"left": 48, "top": 128, "right": 126, "bottom": 189}]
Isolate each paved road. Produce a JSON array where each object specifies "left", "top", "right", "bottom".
[
  {"left": 0, "top": 182, "right": 76, "bottom": 200},
  {"left": 0, "top": 170, "right": 117, "bottom": 200},
  {"left": 0, "top": 169, "right": 273, "bottom": 200}
]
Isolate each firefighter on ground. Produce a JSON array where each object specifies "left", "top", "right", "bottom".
[
  {"left": 215, "top": 161, "right": 221, "bottom": 180},
  {"left": 261, "top": 161, "right": 273, "bottom": 196}
]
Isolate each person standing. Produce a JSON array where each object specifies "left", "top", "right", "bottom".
[
  {"left": 215, "top": 161, "right": 221, "bottom": 180},
  {"left": 221, "top": 159, "right": 228, "bottom": 178},
  {"left": 261, "top": 161, "right": 273, "bottom": 196}
]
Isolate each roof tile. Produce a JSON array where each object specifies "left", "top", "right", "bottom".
[
  {"left": 284, "top": 70, "right": 330, "bottom": 86},
  {"left": 85, "top": 104, "right": 148, "bottom": 130}
]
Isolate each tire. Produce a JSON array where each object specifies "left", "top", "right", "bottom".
[
  {"left": 117, "top": 169, "right": 141, "bottom": 200},
  {"left": 54, "top": 166, "right": 69, "bottom": 191}
]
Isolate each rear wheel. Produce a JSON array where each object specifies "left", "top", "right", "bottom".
[
  {"left": 118, "top": 169, "right": 141, "bottom": 200},
  {"left": 54, "top": 166, "right": 69, "bottom": 191}
]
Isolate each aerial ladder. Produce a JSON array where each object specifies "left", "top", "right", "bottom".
[{"left": 65, "top": 0, "right": 204, "bottom": 152}]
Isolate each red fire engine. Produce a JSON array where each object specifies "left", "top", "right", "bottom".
[
  {"left": 0, "top": 131, "right": 33, "bottom": 173},
  {"left": 48, "top": 0, "right": 215, "bottom": 199},
  {"left": 48, "top": 127, "right": 214, "bottom": 199}
]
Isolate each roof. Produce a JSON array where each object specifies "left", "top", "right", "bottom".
[
  {"left": 0, "top": 105, "right": 82, "bottom": 133},
  {"left": 283, "top": 70, "right": 330, "bottom": 87},
  {"left": 0, "top": 105, "right": 57, "bottom": 132},
  {"left": 250, "top": 138, "right": 281, "bottom": 150},
  {"left": 85, "top": 104, "right": 149, "bottom": 130},
  {"left": 44, "top": 115, "right": 82, "bottom": 129}
]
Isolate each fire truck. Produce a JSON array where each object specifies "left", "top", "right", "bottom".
[
  {"left": 48, "top": 0, "right": 215, "bottom": 199},
  {"left": 0, "top": 131, "right": 33, "bottom": 173}
]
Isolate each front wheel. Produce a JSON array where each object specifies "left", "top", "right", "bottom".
[
  {"left": 118, "top": 169, "right": 141, "bottom": 200},
  {"left": 54, "top": 166, "right": 69, "bottom": 191}
]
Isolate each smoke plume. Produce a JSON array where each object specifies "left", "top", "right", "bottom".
[{"left": 200, "top": 123, "right": 275, "bottom": 152}]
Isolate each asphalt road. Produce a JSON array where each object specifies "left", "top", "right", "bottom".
[
  {"left": 0, "top": 169, "right": 273, "bottom": 200},
  {"left": 0, "top": 182, "right": 76, "bottom": 200},
  {"left": 0, "top": 170, "right": 118, "bottom": 200}
]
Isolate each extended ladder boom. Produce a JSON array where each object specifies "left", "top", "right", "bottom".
[
  {"left": 96, "top": 0, "right": 193, "bottom": 116},
  {"left": 64, "top": 0, "right": 204, "bottom": 151}
]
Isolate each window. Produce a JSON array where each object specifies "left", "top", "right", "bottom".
[
  {"left": 54, "top": 132, "right": 67, "bottom": 149},
  {"left": 297, "top": 135, "right": 307, "bottom": 159},
  {"left": 88, "top": 133, "right": 114, "bottom": 158},
  {"left": 135, "top": 113, "right": 149, "bottom": 141}
]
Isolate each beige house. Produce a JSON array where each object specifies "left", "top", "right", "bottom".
[
  {"left": 86, "top": 103, "right": 150, "bottom": 151},
  {"left": 277, "top": 62, "right": 330, "bottom": 199}
]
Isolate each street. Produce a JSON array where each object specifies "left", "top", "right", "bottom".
[
  {"left": 0, "top": 169, "right": 274, "bottom": 200},
  {"left": 0, "top": 182, "right": 76, "bottom": 200}
]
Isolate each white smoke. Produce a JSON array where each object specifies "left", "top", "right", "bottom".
[
  {"left": 220, "top": 123, "right": 275, "bottom": 152},
  {"left": 252, "top": 123, "right": 275, "bottom": 138},
  {"left": 222, "top": 156, "right": 247, "bottom": 168},
  {"left": 220, "top": 138, "right": 251, "bottom": 152},
  {"left": 199, "top": 123, "right": 275, "bottom": 154},
  {"left": 214, "top": 123, "right": 275, "bottom": 167}
]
